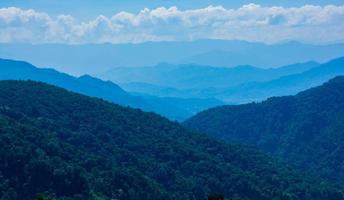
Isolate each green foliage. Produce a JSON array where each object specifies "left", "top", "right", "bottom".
[
  {"left": 0, "top": 80, "right": 343, "bottom": 200},
  {"left": 185, "top": 76, "right": 344, "bottom": 183},
  {"left": 207, "top": 192, "right": 224, "bottom": 200},
  {"left": 36, "top": 193, "right": 54, "bottom": 200}
]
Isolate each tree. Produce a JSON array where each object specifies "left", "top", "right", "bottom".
[{"left": 207, "top": 192, "right": 224, "bottom": 200}]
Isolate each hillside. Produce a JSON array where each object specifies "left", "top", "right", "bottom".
[
  {"left": 1, "top": 81, "right": 343, "bottom": 199},
  {"left": 0, "top": 58, "right": 222, "bottom": 120},
  {"left": 217, "top": 57, "right": 344, "bottom": 103},
  {"left": 184, "top": 76, "right": 344, "bottom": 183}
]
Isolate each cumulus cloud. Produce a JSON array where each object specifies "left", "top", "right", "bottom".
[{"left": 0, "top": 4, "right": 344, "bottom": 44}]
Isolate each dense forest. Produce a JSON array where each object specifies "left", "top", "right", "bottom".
[
  {"left": 185, "top": 76, "right": 344, "bottom": 183},
  {"left": 0, "top": 81, "right": 343, "bottom": 199}
]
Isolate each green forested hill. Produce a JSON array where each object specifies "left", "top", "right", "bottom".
[
  {"left": 184, "top": 76, "right": 344, "bottom": 183},
  {"left": 0, "top": 81, "right": 343, "bottom": 200}
]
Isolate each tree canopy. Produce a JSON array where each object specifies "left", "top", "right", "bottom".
[
  {"left": 0, "top": 80, "right": 343, "bottom": 200},
  {"left": 185, "top": 76, "right": 344, "bottom": 183}
]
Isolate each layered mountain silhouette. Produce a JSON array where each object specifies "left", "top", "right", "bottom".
[
  {"left": 101, "top": 61, "right": 319, "bottom": 90},
  {"left": 184, "top": 76, "right": 344, "bottom": 183},
  {"left": 0, "top": 58, "right": 222, "bottom": 120},
  {"left": 117, "top": 57, "right": 344, "bottom": 104},
  {"left": 1, "top": 40, "right": 343, "bottom": 75},
  {"left": 0, "top": 80, "right": 343, "bottom": 199},
  {"left": 217, "top": 57, "right": 344, "bottom": 103}
]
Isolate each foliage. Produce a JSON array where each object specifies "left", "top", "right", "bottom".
[
  {"left": 185, "top": 76, "right": 344, "bottom": 183},
  {"left": 207, "top": 192, "right": 224, "bottom": 200},
  {"left": 0, "top": 80, "right": 343, "bottom": 200}
]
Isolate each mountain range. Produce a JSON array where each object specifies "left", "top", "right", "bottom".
[
  {"left": 1, "top": 40, "right": 343, "bottom": 75},
  {"left": 101, "top": 61, "right": 319, "bottom": 90},
  {"left": 104, "top": 57, "right": 344, "bottom": 104},
  {"left": 184, "top": 76, "right": 344, "bottom": 183},
  {"left": 1, "top": 80, "right": 343, "bottom": 200},
  {"left": 0, "top": 59, "right": 222, "bottom": 121},
  {"left": 2, "top": 56, "right": 344, "bottom": 120},
  {"left": 215, "top": 57, "right": 344, "bottom": 103}
]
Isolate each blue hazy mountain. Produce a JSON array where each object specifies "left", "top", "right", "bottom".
[
  {"left": 1, "top": 40, "right": 343, "bottom": 75},
  {"left": 0, "top": 58, "right": 222, "bottom": 120},
  {"left": 102, "top": 61, "right": 319, "bottom": 90},
  {"left": 217, "top": 57, "right": 344, "bottom": 103},
  {"left": 117, "top": 57, "right": 344, "bottom": 104},
  {"left": 179, "top": 41, "right": 343, "bottom": 68}
]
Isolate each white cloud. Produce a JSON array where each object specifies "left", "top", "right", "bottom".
[{"left": 0, "top": 4, "right": 344, "bottom": 44}]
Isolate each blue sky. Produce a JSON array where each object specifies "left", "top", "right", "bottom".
[{"left": 0, "top": 0, "right": 344, "bottom": 44}]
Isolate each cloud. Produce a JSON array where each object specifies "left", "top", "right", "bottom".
[{"left": 0, "top": 4, "right": 344, "bottom": 44}]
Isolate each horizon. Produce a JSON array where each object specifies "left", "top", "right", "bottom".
[
  {"left": 1, "top": 39, "right": 344, "bottom": 75},
  {"left": 2, "top": 38, "right": 344, "bottom": 46}
]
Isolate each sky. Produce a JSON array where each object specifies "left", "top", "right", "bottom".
[
  {"left": 0, "top": 0, "right": 344, "bottom": 44},
  {"left": 2, "top": 0, "right": 344, "bottom": 19}
]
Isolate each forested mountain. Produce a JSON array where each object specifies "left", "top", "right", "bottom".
[
  {"left": 184, "top": 76, "right": 344, "bottom": 183},
  {"left": 1, "top": 40, "right": 343, "bottom": 75},
  {"left": 0, "top": 58, "right": 222, "bottom": 120},
  {"left": 1, "top": 81, "right": 343, "bottom": 200}
]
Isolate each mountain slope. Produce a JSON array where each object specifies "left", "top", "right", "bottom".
[
  {"left": 0, "top": 58, "right": 143, "bottom": 107},
  {"left": 0, "top": 58, "right": 222, "bottom": 120},
  {"left": 1, "top": 80, "right": 343, "bottom": 200},
  {"left": 117, "top": 57, "right": 344, "bottom": 105},
  {"left": 217, "top": 57, "right": 344, "bottom": 103},
  {"left": 184, "top": 76, "right": 344, "bottom": 183}
]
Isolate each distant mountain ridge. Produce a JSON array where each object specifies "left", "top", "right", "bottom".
[
  {"left": 1, "top": 39, "right": 343, "bottom": 75},
  {"left": 104, "top": 61, "right": 319, "bottom": 90},
  {"left": 184, "top": 76, "right": 344, "bottom": 183},
  {"left": 0, "top": 58, "right": 222, "bottom": 120},
  {"left": 216, "top": 57, "right": 344, "bottom": 102},
  {"left": 117, "top": 57, "right": 344, "bottom": 104},
  {"left": 0, "top": 58, "right": 143, "bottom": 107}
]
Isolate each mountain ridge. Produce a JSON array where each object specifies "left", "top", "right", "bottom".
[
  {"left": 0, "top": 58, "right": 222, "bottom": 121},
  {"left": 1, "top": 39, "right": 342, "bottom": 75},
  {"left": 217, "top": 57, "right": 344, "bottom": 102},
  {"left": 103, "top": 61, "right": 319, "bottom": 91},
  {"left": 1, "top": 80, "right": 343, "bottom": 199},
  {"left": 184, "top": 76, "right": 344, "bottom": 183}
]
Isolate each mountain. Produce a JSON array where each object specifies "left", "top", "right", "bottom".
[
  {"left": 102, "top": 61, "right": 319, "bottom": 91},
  {"left": 1, "top": 40, "right": 342, "bottom": 75},
  {"left": 184, "top": 76, "right": 344, "bottom": 183},
  {"left": 0, "top": 58, "right": 141, "bottom": 107},
  {"left": 121, "top": 82, "right": 190, "bottom": 98},
  {"left": 0, "top": 58, "right": 222, "bottom": 120},
  {"left": 124, "top": 57, "right": 343, "bottom": 104},
  {"left": 0, "top": 80, "right": 343, "bottom": 200},
  {"left": 179, "top": 41, "right": 344, "bottom": 68},
  {"left": 138, "top": 95, "right": 223, "bottom": 116},
  {"left": 217, "top": 57, "right": 344, "bottom": 103}
]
